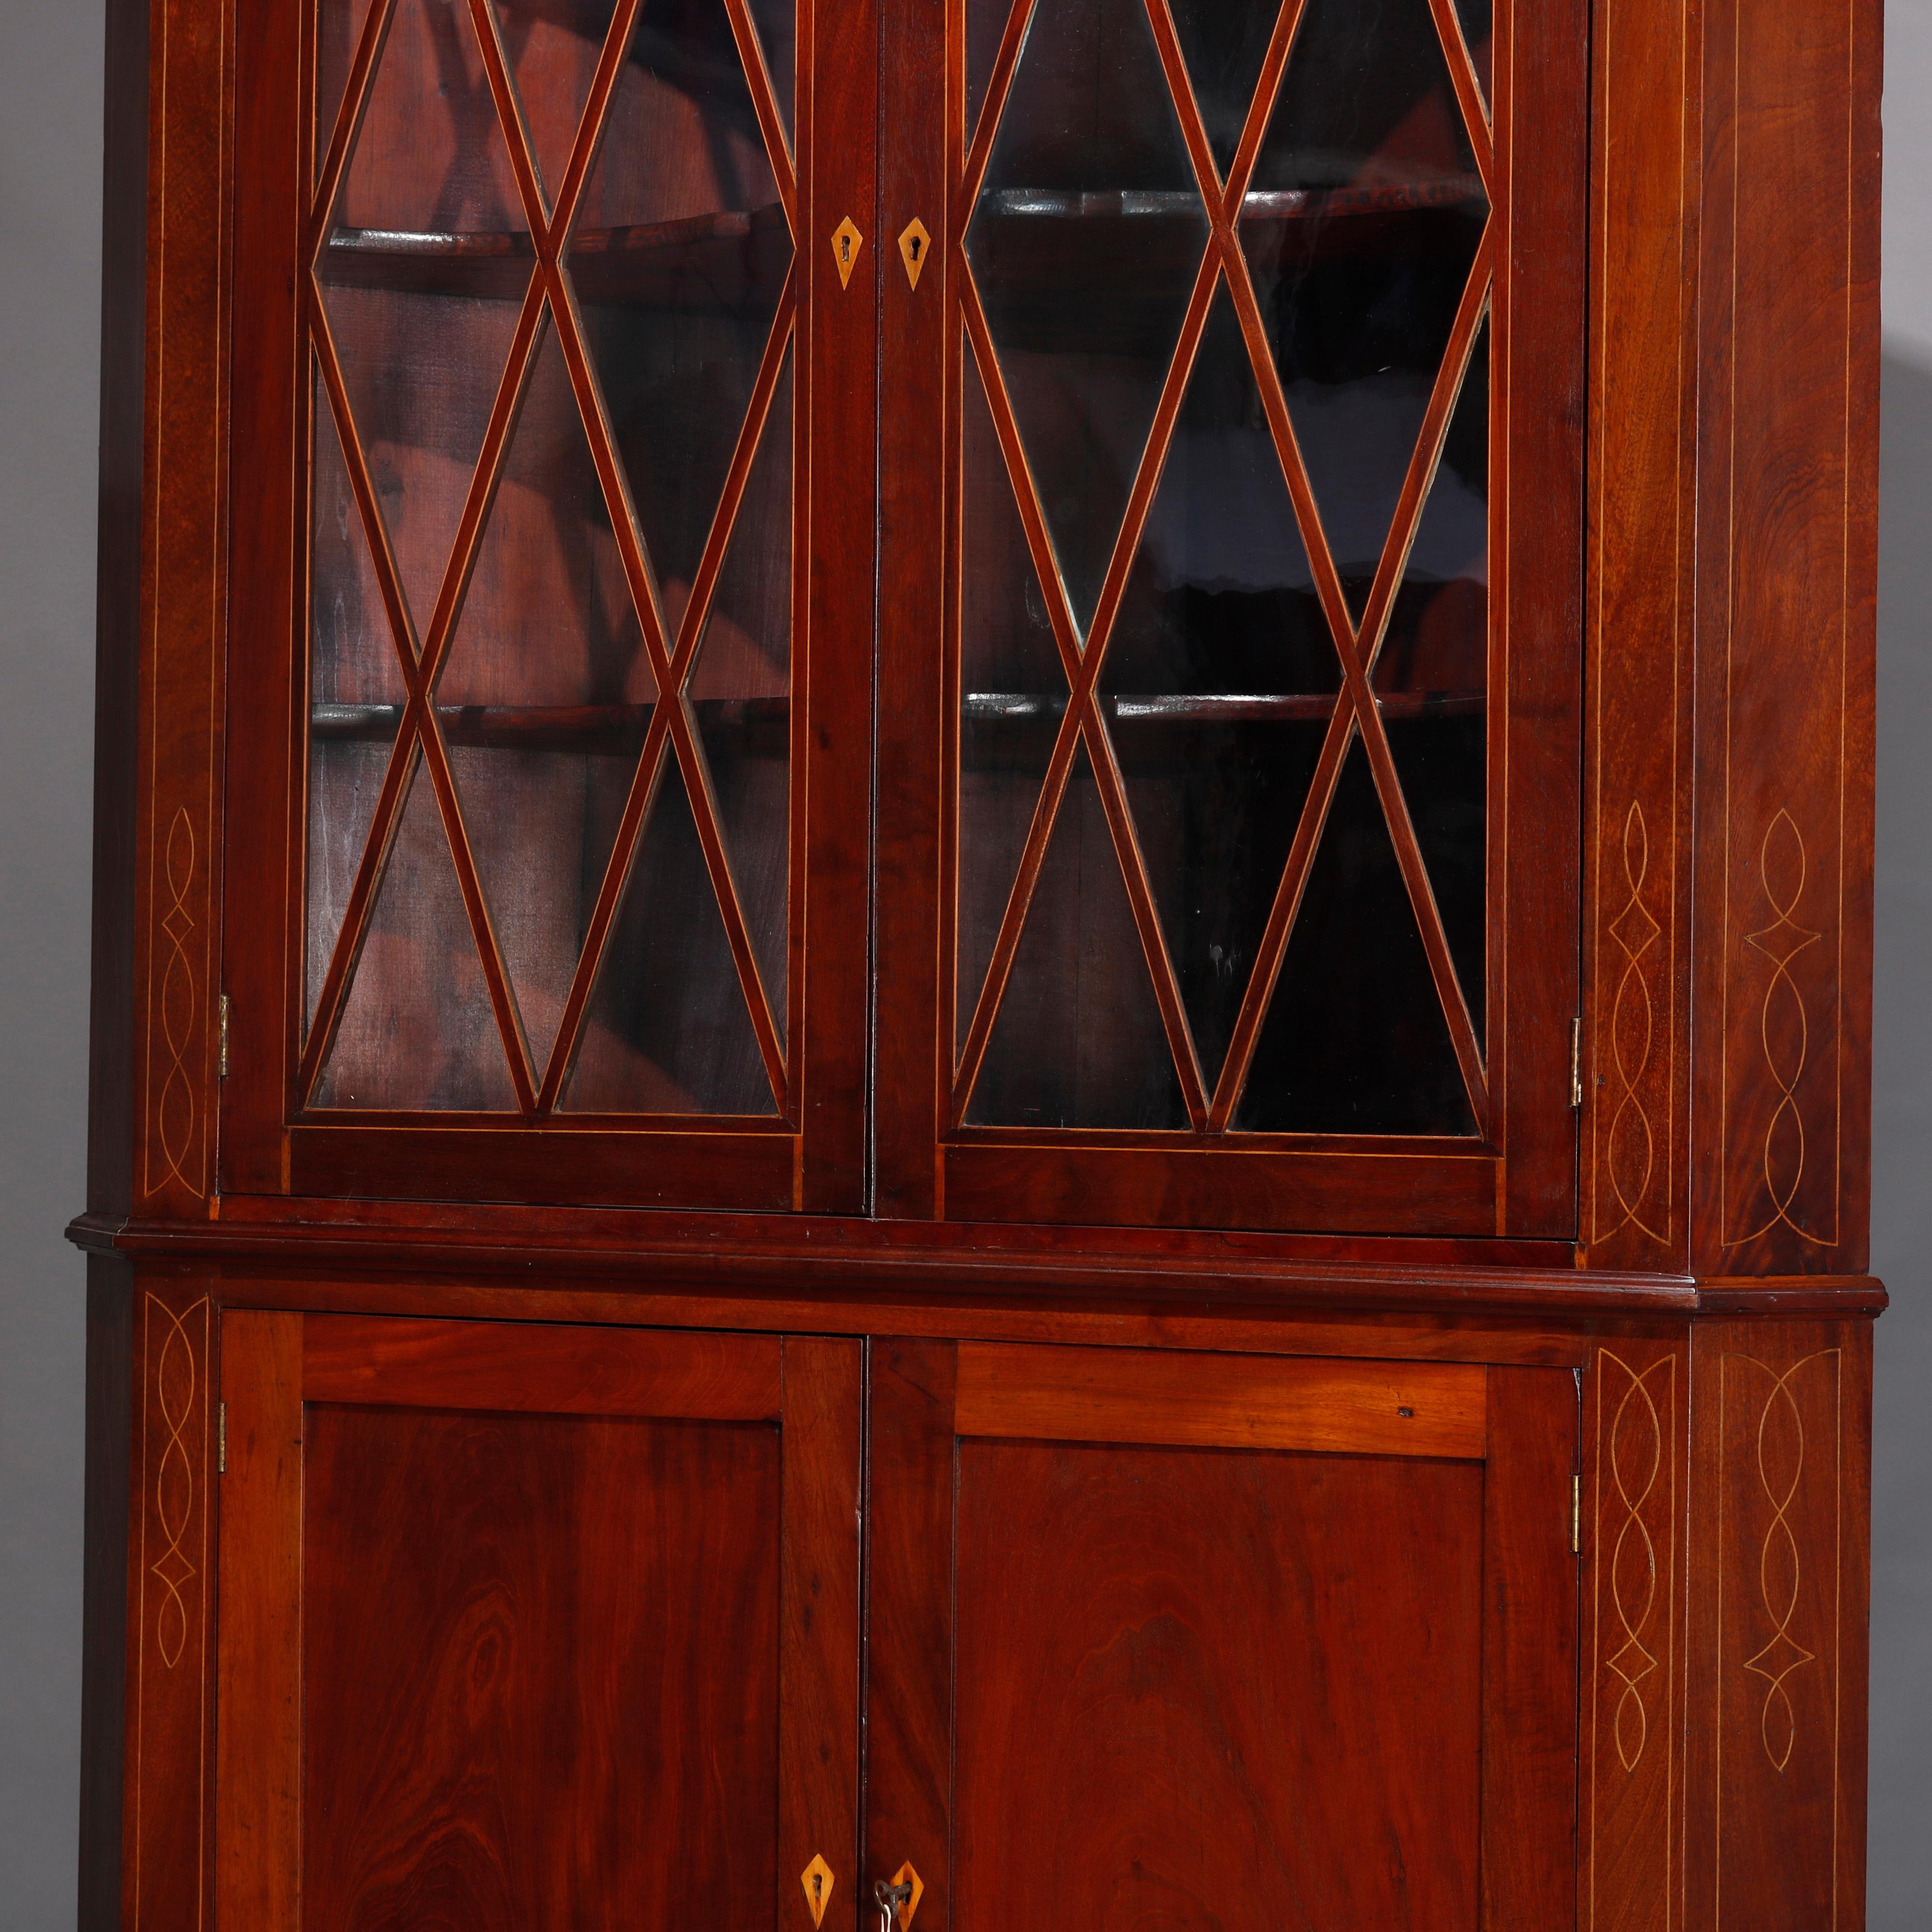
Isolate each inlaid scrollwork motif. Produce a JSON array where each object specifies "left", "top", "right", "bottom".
[
  {"left": 148, "top": 1294, "right": 204, "bottom": 1670},
  {"left": 1603, "top": 802, "right": 1665, "bottom": 1241},
  {"left": 1736, "top": 1353, "right": 1825, "bottom": 1774},
  {"left": 152, "top": 806, "right": 198, "bottom": 1193},
  {"left": 1601, "top": 1352, "right": 1668, "bottom": 1771},
  {"left": 1733, "top": 809, "right": 1827, "bottom": 1245}
]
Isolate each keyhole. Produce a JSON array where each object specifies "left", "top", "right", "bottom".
[
  {"left": 841, "top": 236, "right": 851, "bottom": 264},
  {"left": 813, "top": 1877, "right": 824, "bottom": 1904},
  {"left": 909, "top": 235, "right": 922, "bottom": 262}
]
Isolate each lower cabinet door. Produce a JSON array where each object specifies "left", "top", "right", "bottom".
[
  {"left": 867, "top": 1343, "right": 1579, "bottom": 1932},
  {"left": 215, "top": 1313, "right": 860, "bottom": 1932}
]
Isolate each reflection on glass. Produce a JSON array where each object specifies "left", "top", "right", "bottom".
[
  {"left": 308, "top": 367, "right": 403, "bottom": 1034},
  {"left": 957, "top": 347, "right": 1067, "bottom": 1054},
  {"left": 318, "top": 0, "right": 532, "bottom": 631},
  {"left": 1453, "top": 0, "right": 1494, "bottom": 109},
  {"left": 1102, "top": 287, "right": 1333, "bottom": 1089},
  {"left": 1236, "top": 742, "right": 1473, "bottom": 1134},
  {"left": 438, "top": 320, "right": 654, "bottom": 1078},
  {"left": 315, "top": 764, "right": 520, "bottom": 1110},
  {"left": 966, "top": 0, "right": 1208, "bottom": 632},
  {"left": 307, "top": 0, "right": 796, "bottom": 1118},
  {"left": 1375, "top": 319, "right": 1487, "bottom": 1044},
  {"left": 1167, "top": 0, "right": 1279, "bottom": 177},
  {"left": 688, "top": 353, "right": 795, "bottom": 1041},
  {"left": 967, "top": 744, "right": 1189, "bottom": 1129},
  {"left": 572, "top": 0, "right": 793, "bottom": 598},
  {"left": 1240, "top": 0, "right": 1486, "bottom": 615},
  {"left": 564, "top": 760, "right": 778, "bottom": 1114},
  {"left": 490, "top": 0, "right": 623, "bottom": 201}
]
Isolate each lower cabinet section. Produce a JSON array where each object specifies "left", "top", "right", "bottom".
[{"left": 168, "top": 1305, "right": 1869, "bottom": 1932}]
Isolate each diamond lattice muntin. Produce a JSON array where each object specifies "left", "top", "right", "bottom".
[
  {"left": 956, "top": 0, "right": 1494, "bottom": 1136},
  {"left": 303, "top": 0, "right": 797, "bottom": 1118}
]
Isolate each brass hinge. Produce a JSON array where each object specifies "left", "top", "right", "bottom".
[
  {"left": 218, "top": 994, "right": 231, "bottom": 1079},
  {"left": 1570, "top": 1017, "right": 1582, "bottom": 1109},
  {"left": 218, "top": 1402, "right": 227, "bottom": 1475},
  {"left": 1571, "top": 1473, "right": 1581, "bottom": 1555}
]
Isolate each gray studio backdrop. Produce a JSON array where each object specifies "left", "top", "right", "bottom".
[{"left": 3, "top": 4, "right": 1930, "bottom": 1928}]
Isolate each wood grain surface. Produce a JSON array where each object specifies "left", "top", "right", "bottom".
[
  {"left": 955, "top": 1340, "right": 1487, "bottom": 1459},
  {"left": 952, "top": 1435, "right": 1487, "bottom": 1932}
]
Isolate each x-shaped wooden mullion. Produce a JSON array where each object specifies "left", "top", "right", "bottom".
[
  {"left": 299, "top": 0, "right": 566, "bottom": 1108},
  {"left": 532, "top": 278, "right": 799, "bottom": 1112},
  {"left": 302, "top": 0, "right": 797, "bottom": 1115},
  {"left": 1211, "top": 224, "right": 1496, "bottom": 1132},
  {"left": 1145, "top": 0, "right": 1498, "bottom": 1136},
  {"left": 948, "top": 0, "right": 1229, "bottom": 1128},
  {"left": 950, "top": 0, "right": 1298, "bottom": 1129},
  {"left": 474, "top": 0, "right": 797, "bottom": 1111}
]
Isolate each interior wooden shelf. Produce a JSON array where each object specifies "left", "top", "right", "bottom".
[
  {"left": 319, "top": 204, "right": 794, "bottom": 305},
  {"left": 312, "top": 697, "right": 790, "bottom": 753},
  {"left": 315, "top": 177, "right": 1485, "bottom": 305},
  {"left": 964, "top": 691, "right": 1485, "bottom": 723},
  {"left": 976, "top": 177, "right": 1487, "bottom": 224}
]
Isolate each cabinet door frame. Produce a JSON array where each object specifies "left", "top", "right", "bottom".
[
  {"left": 865, "top": 1339, "right": 1581, "bottom": 1932},
  {"left": 218, "top": 0, "right": 877, "bottom": 1214},
  {"left": 871, "top": 0, "right": 1589, "bottom": 1236},
  {"left": 215, "top": 1310, "right": 862, "bottom": 1932}
]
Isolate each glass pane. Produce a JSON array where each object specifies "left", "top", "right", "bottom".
[
  {"left": 315, "top": 0, "right": 377, "bottom": 183},
  {"left": 956, "top": 344, "right": 1069, "bottom": 1054},
  {"left": 1453, "top": 0, "right": 1493, "bottom": 111},
  {"left": 967, "top": 743, "right": 1189, "bottom": 1129},
  {"left": 489, "top": 0, "right": 623, "bottom": 202},
  {"left": 314, "top": 762, "right": 521, "bottom": 1110},
  {"left": 571, "top": 0, "right": 794, "bottom": 598},
  {"left": 1236, "top": 740, "right": 1473, "bottom": 1134},
  {"left": 1375, "top": 317, "right": 1487, "bottom": 1045},
  {"left": 687, "top": 350, "right": 795, "bottom": 1042},
  {"left": 1168, "top": 0, "right": 1280, "bottom": 178},
  {"left": 439, "top": 317, "right": 655, "bottom": 1079},
  {"left": 1102, "top": 285, "right": 1335, "bottom": 1090},
  {"left": 964, "top": 0, "right": 1007, "bottom": 153},
  {"left": 965, "top": 0, "right": 1209, "bottom": 634},
  {"left": 1239, "top": 0, "right": 1487, "bottom": 616},
  {"left": 748, "top": 0, "right": 797, "bottom": 145},
  {"left": 319, "top": 0, "right": 533, "bottom": 633},
  {"left": 308, "top": 366, "right": 405, "bottom": 1034},
  {"left": 563, "top": 759, "right": 778, "bottom": 1114}
]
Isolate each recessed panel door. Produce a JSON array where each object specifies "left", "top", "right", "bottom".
[
  {"left": 216, "top": 1314, "right": 860, "bottom": 1932},
  {"left": 873, "top": 0, "right": 1588, "bottom": 1234},
  {"left": 866, "top": 1341, "right": 1578, "bottom": 1932}
]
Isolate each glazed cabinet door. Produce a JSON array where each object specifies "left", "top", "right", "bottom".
[
  {"left": 867, "top": 1342, "right": 1579, "bottom": 1930},
  {"left": 222, "top": 0, "right": 876, "bottom": 1210},
  {"left": 215, "top": 1315, "right": 860, "bottom": 1931},
  {"left": 873, "top": 0, "right": 1589, "bottom": 1234}
]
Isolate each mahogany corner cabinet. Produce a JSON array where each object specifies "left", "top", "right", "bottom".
[{"left": 71, "top": 0, "right": 1881, "bottom": 1924}]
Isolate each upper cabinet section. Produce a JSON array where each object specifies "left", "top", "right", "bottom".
[
  {"left": 222, "top": 0, "right": 874, "bottom": 1211},
  {"left": 875, "top": 0, "right": 1587, "bottom": 1235}
]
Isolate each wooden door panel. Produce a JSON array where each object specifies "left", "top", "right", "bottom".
[
  {"left": 218, "top": 1313, "right": 860, "bottom": 1932},
  {"left": 867, "top": 1341, "right": 1577, "bottom": 1932},
  {"left": 955, "top": 1441, "right": 1485, "bottom": 1931},
  {"left": 303, "top": 1403, "right": 779, "bottom": 1926}
]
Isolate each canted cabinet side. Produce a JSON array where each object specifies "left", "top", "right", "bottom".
[{"left": 1582, "top": 0, "right": 1881, "bottom": 1277}]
